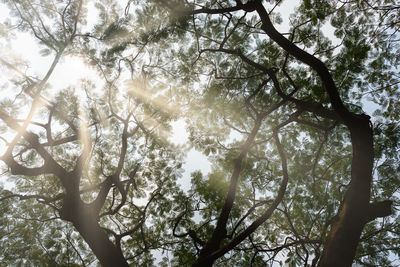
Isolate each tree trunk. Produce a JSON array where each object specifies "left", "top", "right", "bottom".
[
  {"left": 72, "top": 216, "right": 129, "bottom": 267},
  {"left": 192, "top": 258, "right": 214, "bottom": 267},
  {"left": 60, "top": 197, "right": 129, "bottom": 267},
  {"left": 252, "top": 2, "right": 393, "bottom": 265},
  {"left": 317, "top": 117, "right": 391, "bottom": 266}
]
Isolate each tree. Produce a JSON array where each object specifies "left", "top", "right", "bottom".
[
  {"left": 0, "top": 0, "right": 399, "bottom": 266},
  {"left": 0, "top": 1, "right": 183, "bottom": 266}
]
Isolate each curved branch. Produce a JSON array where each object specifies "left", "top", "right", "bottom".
[
  {"left": 154, "top": 0, "right": 257, "bottom": 16},
  {"left": 254, "top": 2, "right": 351, "bottom": 122},
  {"left": 202, "top": 130, "right": 290, "bottom": 263}
]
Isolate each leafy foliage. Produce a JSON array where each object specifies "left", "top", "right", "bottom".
[{"left": 0, "top": 0, "right": 399, "bottom": 266}]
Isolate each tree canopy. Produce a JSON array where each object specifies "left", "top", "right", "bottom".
[{"left": 0, "top": 0, "right": 399, "bottom": 266}]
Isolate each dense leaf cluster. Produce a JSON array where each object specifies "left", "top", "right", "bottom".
[{"left": 0, "top": 0, "right": 399, "bottom": 266}]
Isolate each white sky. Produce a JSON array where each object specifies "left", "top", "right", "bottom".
[
  {"left": 0, "top": 1, "right": 386, "bottom": 265},
  {"left": 0, "top": 1, "right": 298, "bottom": 265}
]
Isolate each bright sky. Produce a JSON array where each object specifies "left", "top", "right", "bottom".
[
  {"left": 1, "top": 0, "right": 349, "bottom": 192},
  {"left": 0, "top": 0, "right": 297, "bottom": 253},
  {"left": 0, "top": 0, "right": 216, "bottom": 193},
  {"left": 1, "top": 1, "right": 383, "bottom": 265}
]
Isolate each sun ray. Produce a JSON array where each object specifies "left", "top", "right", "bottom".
[{"left": 78, "top": 103, "right": 92, "bottom": 179}]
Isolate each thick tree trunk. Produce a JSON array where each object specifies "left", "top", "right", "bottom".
[
  {"left": 72, "top": 216, "right": 128, "bottom": 267},
  {"left": 252, "top": 2, "right": 393, "bottom": 265},
  {"left": 192, "top": 257, "right": 214, "bottom": 267},
  {"left": 317, "top": 205, "right": 366, "bottom": 266},
  {"left": 60, "top": 197, "right": 129, "bottom": 267},
  {"left": 317, "top": 117, "right": 391, "bottom": 266}
]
